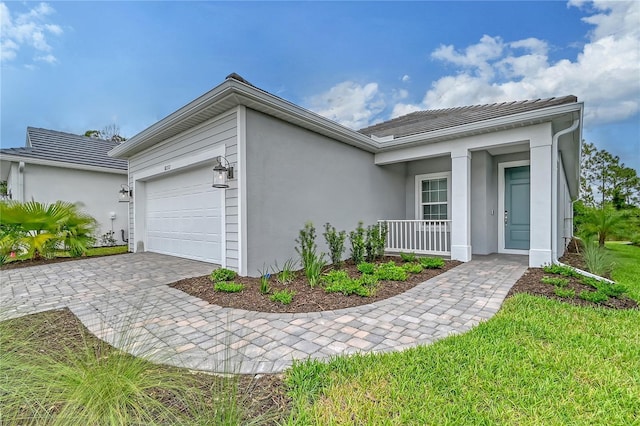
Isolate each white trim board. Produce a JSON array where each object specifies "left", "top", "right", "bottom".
[{"left": 498, "top": 160, "right": 530, "bottom": 255}]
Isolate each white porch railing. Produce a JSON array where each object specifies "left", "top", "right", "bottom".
[{"left": 379, "top": 220, "right": 451, "bottom": 256}]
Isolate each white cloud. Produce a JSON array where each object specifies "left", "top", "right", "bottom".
[
  {"left": 0, "top": 2, "right": 62, "bottom": 64},
  {"left": 401, "top": 74, "right": 411, "bottom": 83},
  {"left": 306, "top": 81, "right": 385, "bottom": 129},
  {"left": 394, "top": 0, "right": 640, "bottom": 125}
]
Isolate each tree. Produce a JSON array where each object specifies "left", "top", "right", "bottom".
[
  {"left": 83, "top": 124, "right": 127, "bottom": 143},
  {"left": 578, "top": 204, "right": 628, "bottom": 247},
  {"left": 580, "top": 141, "right": 639, "bottom": 208}
]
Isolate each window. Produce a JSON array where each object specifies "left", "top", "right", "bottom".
[{"left": 415, "top": 173, "right": 451, "bottom": 221}]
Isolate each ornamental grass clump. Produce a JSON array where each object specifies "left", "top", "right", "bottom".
[
  {"left": 581, "top": 239, "right": 614, "bottom": 277},
  {"left": 258, "top": 265, "right": 270, "bottom": 295},
  {"left": 274, "top": 258, "right": 297, "bottom": 284},
  {"left": 296, "top": 222, "right": 327, "bottom": 287}
]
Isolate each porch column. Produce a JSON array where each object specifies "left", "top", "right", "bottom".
[
  {"left": 450, "top": 148, "right": 472, "bottom": 262},
  {"left": 529, "top": 136, "right": 553, "bottom": 267}
]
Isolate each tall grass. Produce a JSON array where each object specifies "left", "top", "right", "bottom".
[{"left": 582, "top": 239, "right": 614, "bottom": 277}]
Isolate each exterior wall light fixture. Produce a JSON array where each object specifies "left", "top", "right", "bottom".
[
  {"left": 119, "top": 184, "right": 133, "bottom": 202},
  {"left": 212, "top": 156, "right": 234, "bottom": 188}
]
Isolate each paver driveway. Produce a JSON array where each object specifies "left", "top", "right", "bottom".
[{"left": 1, "top": 252, "right": 528, "bottom": 374}]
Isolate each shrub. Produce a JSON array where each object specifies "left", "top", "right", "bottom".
[
  {"left": 419, "top": 257, "right": 445, "bottom": 269},
  {"left": 542, "top": 263, "right": 578, "bottom": 277},
  {"left": 270, "top": 290, "right": 295, "bottom": 305},
  {"left": 554, "top": 287, "right": 576, "bottom": 298},
  {"left": 400, "top": 252, "right": 417, "bottom": 262},
  {"left": 273, "top": 258, "right": 297, "bottom": 284},
  {"left": 365, "top": 223, "right": 387, "bottom": 262},
  {"left": 99, "top": 230, "right": 117, "bottom": 247},
  {"left": 214, "top": 281, "right": 244, "bottom": 293},
  {"left": 403, "top": 262, "right": 423, "bottom": 274},
  {"left": 584, "top": 278, "right": 627, "bottom": 297},
  {"left": 323, "top": 223, "right": 346, "bottom": 267},
  {"left": 541, "top": 276, "right": 569, "bottom": 287},
  {"left": 579, "top": 290, "right": 609, "bottom": 304},
  {"left": 375, "top": 261, "right": 408, "bottom": 281},
  {"left": 581, "top": 240, "right": 614, "bottom": 277},
  {"left": 296, "top": 222, "right": 318, "bottom": 271},
  {"left": 357, "top": 262, "right": 376, "bottom": 275},
  {"left": 323, "top": 270, "right": 377, "bottom": 297},
  {"left": 349, "top": 222, "right": 366, "bottom": 264},
  {"left": 210, "top": 268, "right": 237, "bottom": 283}
]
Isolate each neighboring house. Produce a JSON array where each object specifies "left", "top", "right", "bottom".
[
  {"left": 0, "top": 127, "right": 130, "bottom": 245},
  {"left": 110, "top": 73, "right": 583, "bottom": 276}
]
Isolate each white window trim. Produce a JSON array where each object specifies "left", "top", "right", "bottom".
[{"left": 415, "top": 172, "right": 452, "bottom": 221}]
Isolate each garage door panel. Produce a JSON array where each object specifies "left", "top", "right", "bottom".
[{"left": 145, "top": 165, "right": 222, "bottom": 264}]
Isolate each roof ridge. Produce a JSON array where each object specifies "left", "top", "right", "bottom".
[{"left": 27, "top": 127, "right": 118, "bottom": 145}]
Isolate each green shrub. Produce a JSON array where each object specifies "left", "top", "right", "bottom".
[
  {"left": 593, "top": 281, "right": 627, "bottom": 297},
  {"left": 274, "top": 258, "right": 297, "bottom": 284},
  {"left": 554, "top": 287, "right": 576, "bottom": 298},
  {"left": 296, "top": 222, "right": 318, "bottom": 272},
  {"left": 364, "top": 223, "right": 387, "bottom": 262},
  {"left": 323, "top": 270, "right": 377, "bottom": 297},
  {"left": 542, "top": 263, "right": 578, "bottom": 277},
  {"left": 357, "top": 262, "right": 376, "bottom": 275},
  {"left": 210, "top": 268, "right": 237, "bottom": 283},
  {"left": 419, "top": 257, "right": 445, "bottom": 269},
  {"left": 214, "top": 281, "right": 244, "bottom": 293},
  {"left": 541, "top": 276, "right": 570, "bottom": 287},
  {"left": 579, "top": 290, "right": 609, "bottom": 303},
  {"left": 400, "top": 252, "right": 417, "bottom": 262},
  {"left": 349, "top": 222, "right": 366, "bottom": 264},
  {"left": 323, "top": 223, "right": 346, "bottom": 267},
  {"left": 270, "top": 290, "right": 295, "bottom": 305},
  {"left": 375, "top": 261, "right": 408, "bottom": 281},
  {"left": 403, "top": 262, "right": 423, "bottom": 274}
]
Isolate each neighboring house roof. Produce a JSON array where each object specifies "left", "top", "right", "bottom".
[
  {"left": 359, "top": 96, "right": 579, "bottom": 139},
  {"left": 1, "top": 127, "right": 127, "bottom": 171},
  {"left": 110, "top": 73, "right": 583, "bottom": 158}
]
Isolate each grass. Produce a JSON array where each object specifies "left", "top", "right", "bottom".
[
  {"left": 4, "top": 245, "right": 128, "bottom": 263},
  {"left": 606, "top": 242, "right": 640, "bottom": 301},
  {"left": 286, "top": 295, "right": 640, "bottom": 425},
  {"left": 285, "top": 244, "right": 640, "bottom": 425}
]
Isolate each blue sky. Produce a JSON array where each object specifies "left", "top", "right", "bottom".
[{"left": 2, "top": 1, "right": 638, "bottom": 171}]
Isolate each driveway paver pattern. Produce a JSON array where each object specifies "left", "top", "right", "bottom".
[{"left": 1, "top": 252, "right": 528, "bottom": 374}]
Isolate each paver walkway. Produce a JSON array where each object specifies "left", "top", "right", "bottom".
[{"left": 1, "top": 252, "right": 528, "bottom": 374}]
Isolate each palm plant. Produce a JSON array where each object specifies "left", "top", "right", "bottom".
[
  {"left": 0, "top": 201, "right": 97, "bottom": 259},
  {"left": 578, "top": 204, "right": 628, "bottom": 247}
]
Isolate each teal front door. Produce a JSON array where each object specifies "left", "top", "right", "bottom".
[{"left": 504, "top": 166, "right": 530, "bottom": 250}]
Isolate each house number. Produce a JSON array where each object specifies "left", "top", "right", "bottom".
[{"left": 164, "top": 165, "right": 171, "bottom": 171}]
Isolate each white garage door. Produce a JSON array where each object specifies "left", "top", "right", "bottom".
[{"left": 146, "top": 165, "right": 222, "bottom": 264}]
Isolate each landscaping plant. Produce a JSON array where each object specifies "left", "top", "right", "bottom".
[
  {"left": 270, "top": 289, "right": 295, "bottom": 305},
  {"left": 554, "top": 287, "right": 576, "bottom": 298},
  {"left": 419, "top": 257, "right": 445, "bottom": 269},
  {"left": 210, "top": 268, "right": 237, "bottom": 283},
  {"left": 400, "top": 252, "right": 417, "bottom": 262},
  {"left": 304, "top": 251, "right": 327, "bottom": 288},
  {"left": 258, "top": 265, "right": 270, "bottom": 295},
  {"left": 402, "top": 262, "right": 423, "bottom": 274},
  {"left": 375, "top": 261, "right": 408, "bottom": 281},
  {"left": 0, "top": 200, "right": 97, "bottom": 259},
  {"left": 323, "top": 222, "right": 346, "bottom": 267},
  {"left": 296, "top": 222, "right": 318, "bottom": 271},
  {"left": 581, "top": 238, "right": 614, "bottom": 277},
  {"left": 214, "top": 282, "right": 244, "bottom": 293},
  {"left": 273, "top": 258, "right": 297, "bottom": 284},
  {"left": 356, "top": 262, "right": 375, "bottom": 275},
  {"left": 541, "top": 276, "right": 569, "bottom": 287},
  {"left": 349, "top": 221, "right": 366, "bottom": 264},
  {"left": 365, "top": 223, "right": 387, "bottom": 262},
  {"left": 323, "top": 270, "right": 377, "bottom": 297}
]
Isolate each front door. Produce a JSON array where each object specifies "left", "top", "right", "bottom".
[{"left": 504, "top": 166, "right": 530, "bottom": 250}]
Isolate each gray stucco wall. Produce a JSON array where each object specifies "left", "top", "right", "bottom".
[
  {"left": 470, "top": 151, "right": 495, "bottom": 254},
  {"left": 245, "top": 109, "right": 406, "bottom": 276}
]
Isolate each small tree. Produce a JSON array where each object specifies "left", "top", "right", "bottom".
[
  {"left": 578, "top": 204, "right": 628, "bottom": 247},
  {"left": 323, "top": 223, "right": 346, "bottom": 267}
]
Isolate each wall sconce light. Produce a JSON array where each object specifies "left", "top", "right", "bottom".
[
  {"left": 119, "top": 184, "right": 133, "bottom": 202},
  {"left": 212, "top": 156, "right": 234, "bottom": 188}
]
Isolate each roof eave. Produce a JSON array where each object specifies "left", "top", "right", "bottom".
[
  {"left": 109, "top": 79, "right": 380, "bottom": 158},
  {"left": 377, "top": 102, "right": 584, "bottom": 151},
  {"left": 0, "top": 154, "right": 127, "bottom": 174}
]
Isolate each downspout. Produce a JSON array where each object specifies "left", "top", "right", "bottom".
[{"left": 551, "top": 119, "right": 579, "bottom": 263}]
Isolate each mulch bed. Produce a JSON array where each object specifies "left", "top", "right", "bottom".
[
  {"left": 170, "top": 257, "right": 461, "bottom": 314},
  {"left": 507, "top": 252, "right": 638, "bottom": 311}
]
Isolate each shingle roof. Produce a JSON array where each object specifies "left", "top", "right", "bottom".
[
  {"left": 1, "top": 127, "right": 127, "bottom": 170},
  {"left": 358, "top": 96, "right": 578, "bottom": 139}
]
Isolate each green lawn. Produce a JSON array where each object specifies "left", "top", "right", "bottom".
[
  {"left": 606, "top": 242, "right": 640, "bottom": 301},
  {"left": 4, "top": 245, "right": 128, "bottom": 264},
  {"left": 286, "top": 245, "right": 640, "bottom": 425}
]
